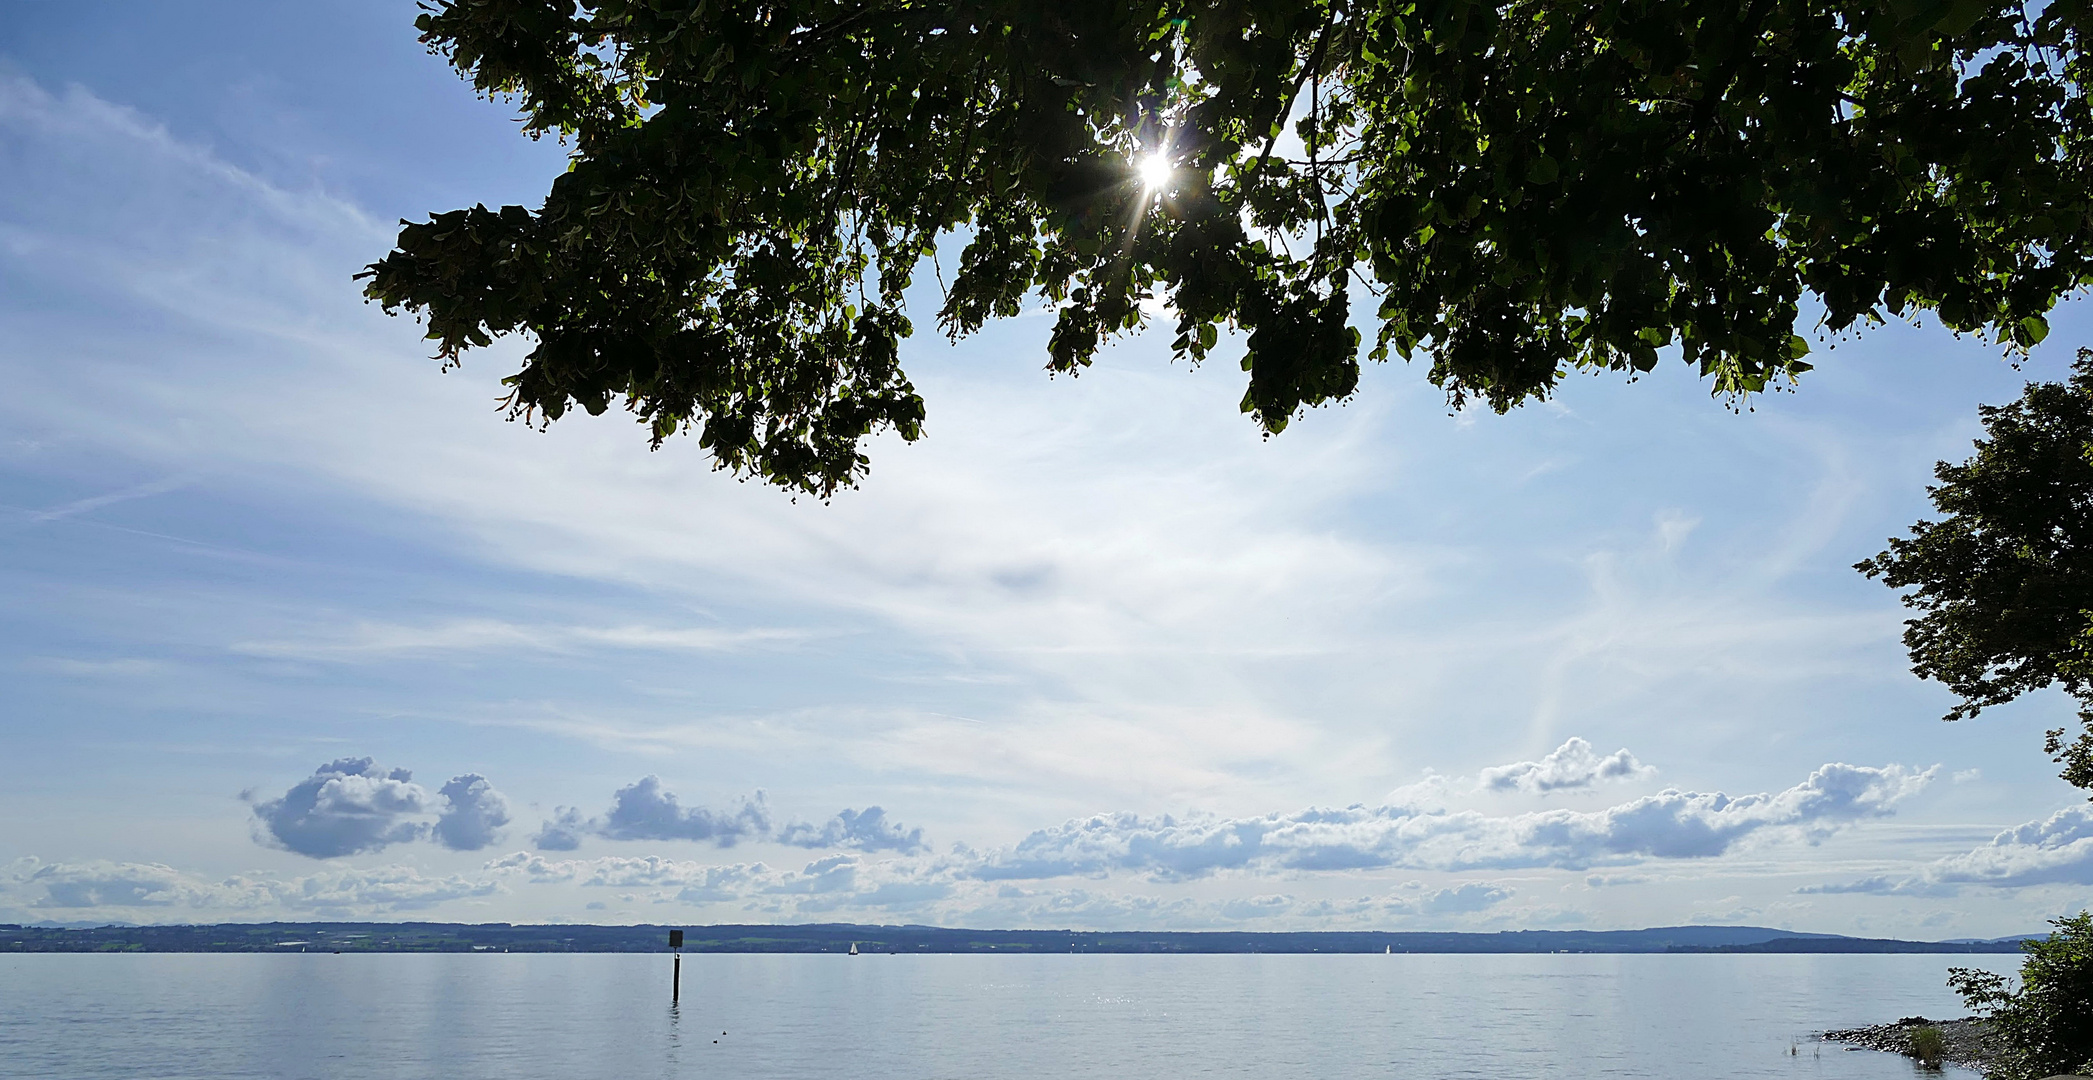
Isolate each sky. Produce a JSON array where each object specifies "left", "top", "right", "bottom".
[{"left": 3, "top": 1, "right": 2092, "bottom": 937}]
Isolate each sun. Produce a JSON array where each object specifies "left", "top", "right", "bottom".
[{"left": 1137, "top": 153, "right": 1173, "bottom": 191}]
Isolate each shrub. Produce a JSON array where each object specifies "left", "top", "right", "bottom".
[
  {"left": 1949, "top": 911, "right": 2093, "bottom": 1080},
  {"left": 1909, "top": 1025, "right": 1946, "bottom": 1067}
]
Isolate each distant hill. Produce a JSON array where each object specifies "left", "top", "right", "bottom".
[
  {"left": 1668, "top": 935, "right": 2029, "bottom": 954},
  {"left": 0, "top": 922, "right": 2035, "bottom": 954}
]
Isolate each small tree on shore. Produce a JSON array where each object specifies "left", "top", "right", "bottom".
[{"left": 1948, "top": 911, "right": 2093, "bottom": 1080}]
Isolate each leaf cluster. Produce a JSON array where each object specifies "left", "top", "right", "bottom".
[
  {"left": 1949, "top": 911, "right": 2093, "bottom": 1080},
  {"left": 1859, "top": 348, "right": 2093, "bottom": 790},
  {"left": 365, "top": 0, "right": 2093, "bottom": 495}
]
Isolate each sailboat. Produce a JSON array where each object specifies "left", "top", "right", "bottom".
[
  {"left": 1384, "top": 946, "right": 1391, "bottom": 954},
  {"left": 848, "top": 942, "right": 859, "bottom": 955}
]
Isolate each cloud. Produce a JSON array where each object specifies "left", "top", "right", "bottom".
[
  {"left": 974, "top": 762, "right": 1934, "bottom": 881},
  {"left": 485, "top": 852, "right": 741, "bottom": 888},
  {"left": 1687, "top": 897, "right": 1764, "bottom": 924},
  {"left": 677, "top": 864, "right": 775, "bottom": 903},
  {"left": 248, "top": 758, "right": 434, "bottom": 858},
  {"left": 29, "top": 860, "right": 198, "bottom": 908},
  {"left": 433, "top": 774, "right": 511, "bottom": 852},
  {"left": 233, "top": 619, "right": 803, "bottom": 661},
  {"left": 1797, "top": 875, "right": 1956, "bottom": 898},
  {"left": 483, "top": 851, "right": 949, "bottom": 911},
  {"left": 1479, "top": 737, "right": 1654, "bottom": 794},
  {"left": 1285, "top": 882, "right": 1524, "bottom": 924},
  {"left": 27, "top": 474, "right": 191, "bottom": 523},
  {"left": 974, "top": 885, "right": 1203, "bottom": 927},
  {"left": 597, "top": 777, "right": 768, "bottom": 845},
  {"left": 765, "top": 854, "right": 861, "bottom": 895},
  {"left": 1391, "top": 881, "right": 1515, "bottom": 915},
  {"left": 1216, "top": 894, "right": 1294, "bottom": 920},
  {"left": 778, "top": 806, "right": 928, "bottom": 853},
  {"left": 247, "top": 866, "right": 502, "bottom": 912},
  {"left": 1804, "top": 803, "right": 2093, "bottom": 895},
  {"left": 246, "top": 760, "right": 511, "bottom": 858},
  {"left": 849, "top": 880, "right": 955, "bottom": 908},
  {"left": 1929, "top": 804, "right": 2093, "bottom": 886},
  {"left": 592, "top": 777, "right": 771, "bottom": 846},
  {"left": 532, "top": 780, "right": 905, "bottom": 852},
  {"left": 5, "top": 857, "right": 500, "bottom": 915},
  {"left": 532, "top": 808, "right": 588, "bottom": 851}
]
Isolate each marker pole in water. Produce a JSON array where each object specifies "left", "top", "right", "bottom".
[{"left": 669, "top": 929, "right": 684, "bottom": 1003}]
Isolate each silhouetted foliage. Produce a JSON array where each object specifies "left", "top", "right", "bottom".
[
  {"left": 365, "top": 0, "right": 2093, "bottom": 495},
  {"left": 1949, "top": 911, "right": 2093, "bottom": 1080},
  {"left": 1860, "top": 349, "right": 2093, "bottom": 791}
]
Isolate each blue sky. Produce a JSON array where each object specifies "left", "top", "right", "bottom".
[{"left": 3, "top": 1, "right": 2092, "bottom": 935}]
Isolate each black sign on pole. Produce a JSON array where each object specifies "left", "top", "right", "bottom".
[{"left": 669, "top": 929, "right": 684, "bottom": 1003}]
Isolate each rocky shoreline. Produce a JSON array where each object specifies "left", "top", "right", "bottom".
[{"left": 1822, "top": 1016, "right": 1991, "bottom": 1073}]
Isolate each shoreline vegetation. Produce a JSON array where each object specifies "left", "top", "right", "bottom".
[
  {"left": 0, "top": 921, "right": 2034, "bottom": 955},
  {"left": 1827, "top": 912, "right": 2093, "bottom": 1080},
  {"left": 1824, "top": 1017, "right": 1994, "bottom": 1073},
  {"left": 1824, "top": 1018, "right": 2093, "bottom": 1079}
]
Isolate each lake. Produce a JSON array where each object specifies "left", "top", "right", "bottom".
[{"left": 0, "top": 952, "right": 2020, "bottom": 1079}]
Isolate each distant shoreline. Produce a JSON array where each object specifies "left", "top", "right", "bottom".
[{"left": 0, "top": 922, "right": 2038, "bottom": 955}]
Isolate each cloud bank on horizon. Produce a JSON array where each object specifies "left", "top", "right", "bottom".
[
  {"left": 1, "top": 742, "right": 2022, "bottom": 928},
  {"left": 1803, "top": 804, "right": 2093, "bottom": 896},
  {"left": 971, "top": 760, "right": 1934, "bottom": 881}
]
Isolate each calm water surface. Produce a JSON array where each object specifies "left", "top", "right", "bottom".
[{"left": 0, "top": 952, "right": 2019, "bottom": 1079}]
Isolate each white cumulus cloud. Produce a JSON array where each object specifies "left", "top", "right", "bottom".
[
  {"left": 777, "top": 806, "right": 928, "bottom": 853},
  {"left": 973, "top": 762, "right": 1934, "bottom": 881},
  {"left": 248, "top": 760, "right": 512, "bottom": 858},
  {"left": 596, "top": 777, "right": 771, "bottom": 845},
  {"left": 1479, "top": 737, "right": 1655, "bottom": 794},
  {"left": 248, "top": 758, "right": 434, "bottom": 859},
  {"left": 433, "top": 774, "right": 512, "bottom": 852},
  {"left": 1803, "top": 803, "right": 2093, "bottom": 895},
  {"left": 529, "top": 781, "right": 927, "bottom": 854}
]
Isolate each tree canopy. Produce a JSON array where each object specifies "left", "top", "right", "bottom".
[
  {"left": 364, "top": 0, "right": 2093, "bottom": 495},
  {"left": 1860, "top": 349, "right": 2093, "bottom": 792}
]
